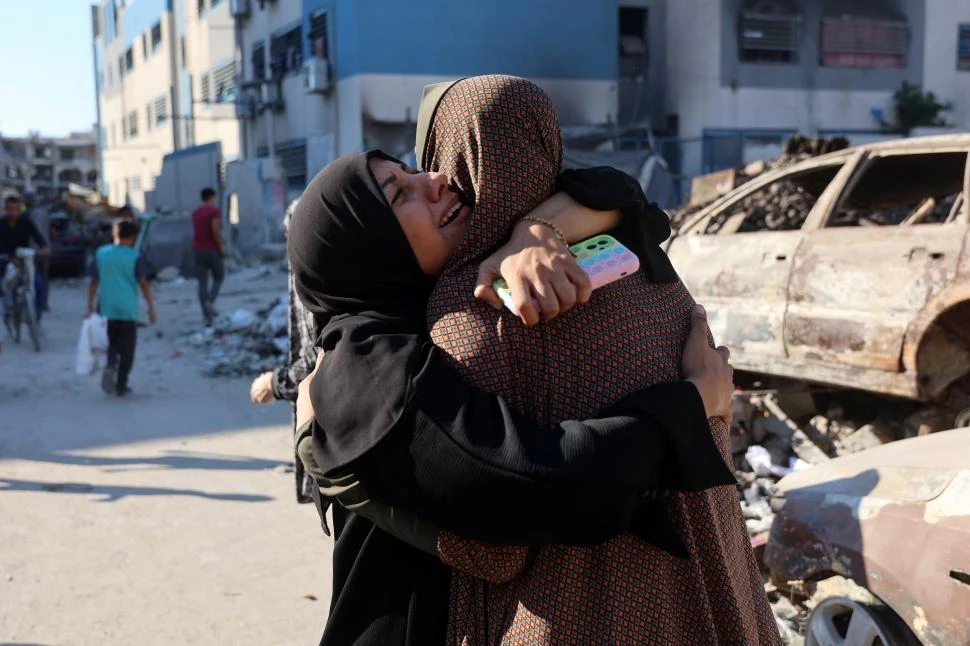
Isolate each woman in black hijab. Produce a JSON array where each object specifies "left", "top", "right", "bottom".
[{"left": 288, "top": 147, "right": 734, "bottom": 644}]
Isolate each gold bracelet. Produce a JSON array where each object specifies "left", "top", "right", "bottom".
[{"left": 521, "top": 215, "right": 568, "bottom": 248}]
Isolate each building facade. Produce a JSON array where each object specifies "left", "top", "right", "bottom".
[
  {"left": 0, "top": 131, "right": 99, "bottom": 203},
  {"left": 230, "top": 0, "right": 633, "bottom": 206},
  {"left": 92, "top": 0, "right": 242, "bottom": 209},
  {"left": 662, "top": 0, "right": 970, "bottom": 179}
]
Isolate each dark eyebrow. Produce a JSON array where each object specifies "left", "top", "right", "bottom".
[{"left": 379, "top": 163, "right": 411, "bottom": 191}]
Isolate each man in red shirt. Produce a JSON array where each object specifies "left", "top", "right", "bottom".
[{"left": 190, "top": 187, "right": 226, "bottom": 326}]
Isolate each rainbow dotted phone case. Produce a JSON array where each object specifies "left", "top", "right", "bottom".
[{"left": 492, "top": 234, "right": 640, "bottom": 315}]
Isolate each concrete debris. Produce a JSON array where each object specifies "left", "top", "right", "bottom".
[
  {"left": 671, "top": 134, "right": 850, "bottom": 230},
  {"left": 180, "top": 296, "right": 290, "bottom": 378}
]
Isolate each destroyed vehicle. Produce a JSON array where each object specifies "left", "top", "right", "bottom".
[
  {"left": 764, "top": 427, "right": 970, "bottom": 646},
  {"left": 665, "top": 135, "right": 970, "bottom": 420}
]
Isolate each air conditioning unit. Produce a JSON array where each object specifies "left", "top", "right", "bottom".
[
  {"left": 259, "top": 158, "right": 280, "bottom": 181},
  {"left": 259, "top": 83, "right": 285, "bottom": 113},
  {"left": 235, "top": 96, "right": 255, "bottom": 120},
  {"left": 303, "top": 57, "right": 332, "bottom": 94},
  {"left": 229, "top": 0, "right": 250, "bottom": 18}
]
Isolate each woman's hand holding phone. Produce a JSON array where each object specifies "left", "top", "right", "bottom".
[{"left": 474, "top": 219, "right": 591, "bottom": 326}]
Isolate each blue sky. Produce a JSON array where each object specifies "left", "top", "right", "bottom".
[{"left": 0, "top": 2, "right": 97, "bottom": 137}]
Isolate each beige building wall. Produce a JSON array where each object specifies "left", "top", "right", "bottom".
[
  {"left": 923, "top": 0, "right": 970, "bottom": 128},
  {"left": 99, "top": 8, "right": 176, "bottom": 210},
  {"left": 95, "top": 0, "right": 242, "bottom": 210},
  {"left": 664, "top": 0, "right": 969, "bottom": 180},
  {"left": 184, "top": 1, "right": 240, "bottom": 161}
]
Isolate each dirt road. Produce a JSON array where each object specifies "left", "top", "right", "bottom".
[{"left": 0, "top": 267, "right": 332, "bottom": 645}]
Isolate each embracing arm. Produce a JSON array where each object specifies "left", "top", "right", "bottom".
[{"left": 309, "top": 313, "right": 734, "bottom": 548}]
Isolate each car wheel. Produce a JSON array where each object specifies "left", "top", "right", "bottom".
[{"left": 807, "top": 596, "right": 918, "bottom": 646}]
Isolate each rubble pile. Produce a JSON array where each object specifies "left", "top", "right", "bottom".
[
  {"left": 726, "top": 385, "right": 917, "bottom": 644},
  {"left": 668, "top": 134, "right": 850, "bottom": 231},
  {"left": 183, "top": 297, "right": 290, "bottom": 377}
]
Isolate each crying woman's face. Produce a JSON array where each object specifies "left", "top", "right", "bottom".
[{"left": 367, "top": 157, "right": 473, "bottom": 277}]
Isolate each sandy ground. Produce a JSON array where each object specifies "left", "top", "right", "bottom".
[{"left": 0, "top": 266, "right": 332, "bottom": 645}]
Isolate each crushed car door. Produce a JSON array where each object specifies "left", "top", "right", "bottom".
[
  {"left": 785, "top": 149, "right": 967, "bottom": 373},
  {"left": 666, "top": 160, "right": 845, "bottom": 368}
]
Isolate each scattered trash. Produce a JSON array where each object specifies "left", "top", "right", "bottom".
[
  {"left": 155, "top": 266, "right": 181, "bottom": 282},
  {"left": 177, "top": 296, "right": 290, "bottom": 378}
]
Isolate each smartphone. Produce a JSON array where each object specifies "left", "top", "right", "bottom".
[{"left": 492, "top": 234, "right": 640, "bottom": 315}]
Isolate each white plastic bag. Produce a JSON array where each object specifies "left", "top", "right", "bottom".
[
  {"left": 88, "top": 313, "right": 108, "bottom": 353},
  {"left": 75, "top": 314, "right": 108, "bottom": 376}
]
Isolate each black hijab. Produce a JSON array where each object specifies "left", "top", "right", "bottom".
[
  {"left": 287, "top": 149, "right": 438, "bottom": 476},
  {"left": 288, "top": 149, "right": 433, "bottom": 327}
]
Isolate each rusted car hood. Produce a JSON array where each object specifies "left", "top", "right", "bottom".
[{"left": 766, "top": 428, "right": 970, "bottom": 645}]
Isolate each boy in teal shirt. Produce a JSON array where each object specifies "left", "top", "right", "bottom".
[{"left": 86, "top": 220, "right": 157, "bottom": 396}]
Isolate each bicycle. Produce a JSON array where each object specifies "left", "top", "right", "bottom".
[{"left": 1, "top": 247, "right": 42, "bottom": 352}]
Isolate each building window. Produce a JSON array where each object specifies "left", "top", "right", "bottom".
[
  {"left": 125, "top": 47, "right": 134, "bottom": 72},
  {"left": 820, "top": 17, "right": 908, "bottom": 69},
  {"left": 118, "top": 55, "right": 125, "bottom": 79},
  {"left": 200, "top": 73, "right": 211, "bottom": 102},
  {"left": 60, "top": 148, "right": 75, "bottom": 161},
  {"left": 121, "top": 115, "right": 128, "bottom": 141},
  {"left": 142, "top": 33, "right": 149, "bottom": 60},
  {"left": 197, "top": 0, "right": 206, "bottom": 16},
  {"left": 618, "top": 7, "right": 647, "bottom": 77},
  {"left": 131, "top": 175, "right": 142, "bottom": 191},
  {"left": 91, "top": 5, "right": 101, "bottom": 38},
  {"left": 151, "top": 22, "right": 162, "bottom": 51},
  {"left": 213, "top": 62, "right": 236, "bottom": 102},
  {"left": 308, "top": 10, "right": 330, "bottom": 60},
  {"left": 959, "top": 25, "right": 970, "bottom": 71},
  {"left": 251, "top": 41, "right": 266, "bottom": 80},
  {"left": 128, "top": 110, "right": 138, "bottom": 138},
  {"left": 146, "top": 104, "right": 153, "bottom": 131},
  {"left": 181, "top": 36, "right": 187, "bottom": 69},
  {"left": 155, "top": 95, "right": 168, "bottom": 124},
  {"left": 739, "top": 5, "right": 801, "bottom": 63},
  {"left": 270, "top": 26, "right": 303, "bottom": 77}
]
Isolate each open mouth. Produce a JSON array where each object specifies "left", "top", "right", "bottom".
[{"left": 438, "top": 200, "right": 468, "bottom": 228}]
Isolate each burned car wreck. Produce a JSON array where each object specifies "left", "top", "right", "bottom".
[
  {"left": 764, "top": 428, "right": 970, "bottom": 645},
  {"left": 666, "top": 135, "right": 970, "bottom": 429}
]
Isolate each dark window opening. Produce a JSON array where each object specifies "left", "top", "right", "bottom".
[
  {"left": 828, "top": 153, "right": 967, "bottom": 227},
  {"left": 739, "top": 1, "right": 801, "bottom": 63},
  {"left": 125, "top": 47, "right": 134, "bottom": 71},
  {"left": 705, "top": 165, "right": 842, "bottom": 234},
  {"left": 821, "top": 17, "right": 908, "bottom": 69},
  {"left": 198, "top": 0, "right": 206, "bottom": 16},
  {"left": 213, "top": 62, "right": 236, "bottom": 102},
  {"left": 251, "top": 41, "right": 266, "bottom": 80},
  {"left": 142, "top": 33, "right": 148, "bottom": 60},
  {"left": 619, "top": 7, "right": 647, "bottom": 77},
  {"left": 308, "top": 11, "right": 330, "bottom": 59},
  {"left": 959, "top": 24, "right": 970, "bottom": 71},
  {"left": 151, "top": 22, "right": 162, "bottom": 51},
  {"left": 270, "top": 26, "right": 303, "bottom": 77},
  {"left": 155, "top": 95, "right": 168, "bottom": 124}
]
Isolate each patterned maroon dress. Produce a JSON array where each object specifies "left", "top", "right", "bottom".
[{"left": 424, "top": 76, "right": 779, "bottom": 645}]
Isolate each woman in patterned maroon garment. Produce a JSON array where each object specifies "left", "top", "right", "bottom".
[
  {"left": 291, "top": 77, "right": 730, "bottom": 639},
  {"left": 417, "top": 76, "right": 780, "bottom": 645}
]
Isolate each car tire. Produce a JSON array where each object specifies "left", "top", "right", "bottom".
[{"left": 806, "top": 596, "right": 920, "bottom": 646}]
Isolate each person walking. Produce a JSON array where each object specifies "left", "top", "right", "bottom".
[
  {"left": 190, "top": 187, "right": 225, "bottom": 326},
  {"left": 86, "top": 219, "right": 156, "bottom": 397}
]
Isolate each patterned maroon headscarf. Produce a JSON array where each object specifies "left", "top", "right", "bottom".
[{"left": 422, "top": 76, "right": 779, "bottom": 645}]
